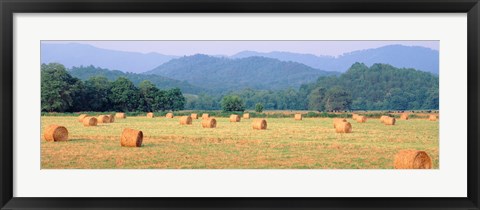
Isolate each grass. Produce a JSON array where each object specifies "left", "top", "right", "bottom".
[{"left": 41, "top": 115, "right": 439, "bottom": 169}]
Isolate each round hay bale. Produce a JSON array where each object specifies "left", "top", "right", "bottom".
[
  {"left": 82, "top": 117, "right": 98, "bottom": 127},
  {"left": 115, "top": 112, "right": 126, "bottom": 119},
  {"left": 383, "top": 116, "right": 396, "bottom": 125},
  {"left": 166, "top": 113, "right": 174, "bottom": 118},
  {"left": 229, "top": 114, "right": 241, "bottom": 122},
  {"left": 356, "top": 116, "right": 367, "bottom": 123},
  {"left": 352, "top": 113, "right": 359, "bottom": 120},
  {"left": 191, "top": 113, "right": 198, "bottom": 119},
  {"left": 180, "top": 116, "right": 192, "bottom": 125},
  {"left": 202, "top": 118, "right": 216, "bottom": 128},
  {"left": 147, "top": 112, "right": 155, "bottom": 118},
  {"left": 294, "top": 113, "right": 302, "bottom": 120},
  {"left": 252, "top": 119, "right": 267, "bottom": 130},
  {"left": 429, "top": 115, "right": 438, "bottom": 121},
  {"left": 333, "top": 118, "right": 347, "bottom": 128},
  {"left": 44, "top": 125, "right": 68, "bottom": 142},
  {"left": 98, "top": 115, "right": 110, "bottom": 123},
  {"left": 202, "top": 113, "right": 210, "bottom": 120},
  {"left": 393, "top": 150, "right": 432, "bottom": 169},
  {"left": 400, "top": 113, "right": 409, "bottom": 120},
  {"left": 109, "top": 114, "right": 115, "bottom": 123},
  {"left": 78, "top": 114, "right": 88, "bottom": 122},
  {"left": 335, "top": 122, "right": 352, "bottom": 133},
  {"left": 380, "top": 115, "right": 388, "bottom": 123},
  {"left": 243, "top": 113, "right": 250, "bottom": 119},
  {"left": 120, "top": 128, "right": 143, "bottom": 147}
]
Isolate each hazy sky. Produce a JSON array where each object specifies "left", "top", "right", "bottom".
[{"left": 44, "top": 40, "right": 439, "bottom": 57}]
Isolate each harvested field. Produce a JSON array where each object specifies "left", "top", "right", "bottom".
[{"left": 41, "top": 116, "right": 439, "bottom": 169}]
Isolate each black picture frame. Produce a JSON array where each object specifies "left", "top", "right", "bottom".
[{"left": 1, "top": 0, "right": 479, "bottom": 209}]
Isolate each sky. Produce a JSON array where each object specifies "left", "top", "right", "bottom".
[{"left": 44, "top": 40, "right": 439, "bottom": 57}]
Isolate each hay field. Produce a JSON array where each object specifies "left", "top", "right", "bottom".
[{"left": 41, "top": 116, "right": 439, "bottom": 169}]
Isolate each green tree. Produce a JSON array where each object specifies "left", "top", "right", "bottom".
[
  {"left": 196, "top": 94, "right": 219, "bottom": 110},
  {"left": 323, "top": 87, "right": 352, "bottom": 111},
  {"left": 138, "top": 80, "right": 159, "bottom": 112},
  {"left": 83, "top": 76, "right": 112, "bottom": 111},
  {"left": 110, "top": 77, "right": 140, "bottom": 112},
  {"left": 255, "top": 103, "right": 264, "bottom": 113},
  {"left": 423, "top": 88, "right": 439, "bottom": 110},
  {"left": 221, "top": 95, "right": 245, "bottom": 112},
  {"left": 307, "top": 87, "right": 327, "bottom": 111},
  {"left": 154, "top": 90, "right": 168, "bottom": 111},
  {"left": 41, "top": 63, "right": 83, "bottom": 112},
  {"left": 165, "top": 88, "right": 185, "bottom": 111}
]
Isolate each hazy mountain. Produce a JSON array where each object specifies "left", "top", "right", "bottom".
[
  {"left": 41, "top": 43, "right": 178, "bottom": 73},
  {"left": 232, "top": 45, "right": 439, "bottom": 74},
  {"left": 42, "top": 43, "right": 438, "bottom": 75},
  {"left": 68, "top": 65, "right": 205, "bottom": 94},
  {"left": 145, "top": 54, "right": 338, "bottom": 91}
]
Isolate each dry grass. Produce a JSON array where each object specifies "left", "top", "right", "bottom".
[{"left": 41, "top": 116, "right": 439, "bottom": 169}]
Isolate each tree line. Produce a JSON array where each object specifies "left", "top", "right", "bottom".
[
  {"left": 41, "top": 63, "right": 185, "bottom": 112},
  {"left": 42, "top": 62, "right": 439, "bottom": 112}
]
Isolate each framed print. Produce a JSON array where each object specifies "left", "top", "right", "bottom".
[{"left": 1, "top": 0, "right": 479, "bottom": 209}]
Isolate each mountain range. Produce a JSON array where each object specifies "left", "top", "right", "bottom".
[
  {"left": 231, "top": 45, "right": 439, "bottom": 74},
  {"left": 41, "top": 43, "right": 177, "bottom": 73},
  {"left": 145, "top": 54, "right": 337, "bottom": 91},
  {"left": 41, "top": 43, "right": 439, "bottom": 74}
]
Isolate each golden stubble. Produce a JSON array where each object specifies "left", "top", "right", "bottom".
[{"left": 41, "top": 116, "right": 439, "bottom": 169}]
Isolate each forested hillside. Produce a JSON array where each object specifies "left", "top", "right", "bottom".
[
  {"left": 299, "top": 63, "right": 438, "bottom": 111},
  {"left": 42, "top": 61, "right": 439, "bottom": 112},
  {"left": 146, "top": 54, "right": 337, "bottom": 92},
  {"left": 184, "top": 63, "right": 439, "bottom": 111}
]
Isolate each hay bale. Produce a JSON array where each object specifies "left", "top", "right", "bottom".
[
  {"left": 252, "top": 119, "right": 267, "bottom": 130},
  {"left": 229, "top": 114, "right": 241, "bottom": 122},
  {"left": 44, "top": 125, "right": 68, "bottom": 142},
  {"left": 191, "top": 113, "right": 198, "bottom": 119},
  {"left": 400, "top": 113, "right": 409, "bottom": 120},
  {"left": 356, "top": 116, "right": 367, "bottom": 123},
  {"left": 180, "top": 116, "right": 192, "bottom": 125},
  {"left": 115, "top": 112, "right": 126, "bottom": 119},
  {"left": 202, "top": 113, "right": 210, "bottom": 120},
  {"left": 109, "top": 114, "right": 115, "bottom": 123},
  {"left": 147, "top": 112, "right": 154, "bottom": 118},
  {"left": 335, "top": 122, "right": 352, "bottom": 133},
  {"left": 352, "top": 113, "right": 359, "bottom": 120},
  {"left": 383, "top": 116, "right": 396, "bottom": 125},
  {"left": 393, "top": 150, "right": 432, "bottom": 169},
  {"left": 98, "top": 115, "right": 110, "bottom": 123},
  {"left": 243, "top": 113, "right": 250, "bottom": 119},
  {"left": 78, "top": 114, "right": 88, "bottom": 122},
  {"left": 82, "top": 117, "right": 98, "bottom": 127},
  {"left": 429, "top": 115, "right": 438, "bottom": 121},
  {"left": 380, "top": 115, "right": 389, "bottom": 123},
  {"left": 294, "top": 113, "right": 302, "bottom": 120},
  {"left": 333, "top": 118, "right": 347, "bottom": 128},
  {"left": 120, "top": 128, "right": 143, "bottom": 147},
  {"left": 202, "top": 118, "right": 216, "bottom": 128},
  {"left": 166, "top": 113, "right": 174, "bottom": 118}
]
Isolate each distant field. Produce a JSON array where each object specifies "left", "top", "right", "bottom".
[{"left": 41, "top": 115, "right": 439, "bottom": 169}]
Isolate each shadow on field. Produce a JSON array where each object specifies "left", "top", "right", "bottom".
[
  {"left": 140, "top": 144, "right": 155, "bottom": 148},
  {"left": 64, "top": 139, "right": 92, "bottom": 143}
]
